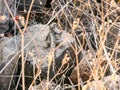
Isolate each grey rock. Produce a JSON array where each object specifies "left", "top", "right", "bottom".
[{"left": 0, "top": 23, "right": 74, "bottom": 89}]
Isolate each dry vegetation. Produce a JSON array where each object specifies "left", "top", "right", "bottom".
[{"left": 1, "top": 0, "right": 120, "bottom": 90}]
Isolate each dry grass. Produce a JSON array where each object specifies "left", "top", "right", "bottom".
[{"left": 1, "top": 0, "right": 120, "bottom": 90}]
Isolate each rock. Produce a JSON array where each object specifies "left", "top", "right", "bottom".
[
  {"left": 70, "top": 50, "right": 94, "bottom": 83},
  {"left": 105, "top": 22, "right": 120, "bottom": 58},
  {"left": 1, "top": 0, "right": 15, "bottom": 17},
  {"left": 0, "top": 24, "right": 50, "bottom": 89},
  {"left": 31, "top": 79, "right": 62, "bottom": 90},
  {"left": 0, "top": 37, "right": 20, "bottom": 90},
  {"left": 82, "top": 75, "right": 120, "bottom": 90},
  {"left": 0, "top": 23, "right": 74, "bottom": 89},
  {"left": 17, "top": 0, "right": 47, "bottom": 10}
]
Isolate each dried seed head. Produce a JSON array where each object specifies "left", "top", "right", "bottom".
[{"left": 62, "top": 53, "right": 70, "bottom": 66}]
